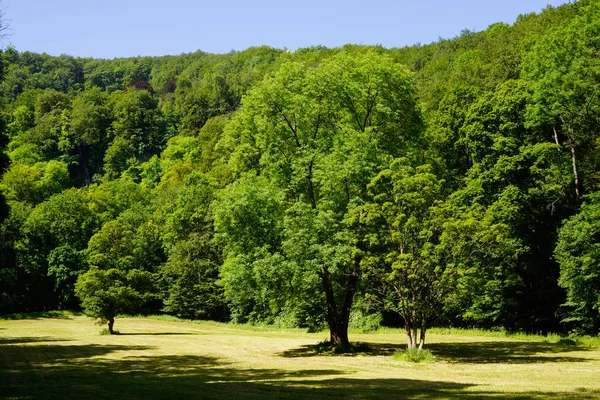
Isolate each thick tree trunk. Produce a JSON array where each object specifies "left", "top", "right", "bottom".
[
  {"left": 329, "top": 321, "right": 351, "bottom": 348},
  {"left": 108, "top": 317, "right": 115, "bottom": 334},
  {"left": 321, "top": 265, "right": 357, "bottom": 348}
]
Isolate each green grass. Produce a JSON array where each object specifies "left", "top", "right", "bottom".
[
  {"left": 1, "top": 315, "right": 600, "bottom": 399},
  {"left": 394, "top": 348, "right": 437, "bottom": 363}
]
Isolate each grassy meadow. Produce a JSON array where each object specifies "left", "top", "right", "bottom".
[{"left": 1, "top": 315, "right": 600, "bottom": 399}]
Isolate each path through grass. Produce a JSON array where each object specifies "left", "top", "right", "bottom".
[{"left": 1, "top": 316, "right": 599, "bottom": 399}]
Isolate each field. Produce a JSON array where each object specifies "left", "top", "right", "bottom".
[{"left": 1, "top": 315, "right": 600, "bottom": 399}]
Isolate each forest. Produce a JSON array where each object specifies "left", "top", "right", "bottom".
[{"left": 1, "top": 0, "right": 599, "bottom": 348}]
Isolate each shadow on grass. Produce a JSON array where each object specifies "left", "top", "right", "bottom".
[
  {"left": 281, "top": 340, "right": 592, "bottom": 364},
  {"left": 0, "top": 336, "right": 72, "bottom": 345},
  {"left": 0, "top": 340, "right": 153, "bottom": 367},
  {"left": 0, "top": 311, "right": 80, "bottom": 320},
  {"left": 279, "top": 342, "right": 399, "bottom": 358},
  {"left": 118, "top": 332, "right": 199, "bottom": 336},
  {"left": 428, "top": 341, "right": 593, "bottom": 364},
  {"left": 1, "top": 340, "right": 599, "bottom": 399}
]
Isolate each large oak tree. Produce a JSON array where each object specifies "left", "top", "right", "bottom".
[{"left": 216, "top": 51, "right": 423, "bottom": 347}]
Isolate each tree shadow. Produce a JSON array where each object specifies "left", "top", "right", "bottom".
[
  {"left": 0, "top": 341, "right": 153, "bottom": 365},
  {"left": 1, "top": 340, "right": 599, "bottom": 399},
  {"left": 118, "top": 332, "right": 198, "bottom": 336},
  {"left": 428, "top": 341, "right": 593, "bottom": 364},
  {"left": 279, "top": 342, "right": 399, "bottom": 358},
  {"left": 280, "top": 340, "right": 592, "bottom": 364},
  {"left": 0, "top": 336, "right": 72, "bottom": 345},
  {"left": 1, "top": 311, "right": 77, "bottom": 320}
]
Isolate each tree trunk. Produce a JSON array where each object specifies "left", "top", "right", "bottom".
[
  {"left": 108, "top": 317, "right": 115, "bottom": 334},
  {"left": 412, "top": 328, "right": 418, "bottom": 350},
  {"left": 560, "top": 117, "right": 581, "bottom": 200},
  {"left": 329, "top": 321, "right": 351, "bottom": 348},
  {"left": 552, "top": 125, "right": 560, "bottom": 146},
  {"left": 567, "top": 136, "right": 581, "bottom": 200},
  {"left": 406, "top": 324, "right": 415, "bottom": 349},
  {"left": 418, "top": 319, "right": 427, "bottom": 350},
  {"left": 321, "top": 265, "right": 357, "bottom": 348}
]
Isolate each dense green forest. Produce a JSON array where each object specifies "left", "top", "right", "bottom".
[{"left": 1, "top": 0, "right": 599, "bottom": 346}]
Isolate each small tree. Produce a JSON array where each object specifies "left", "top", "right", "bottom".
[
  {"left": 359, "top": 159, "right": 513, "bottom": 349},
  {"left": 75, "top": 267, "right": 155, "bottom": 334}
]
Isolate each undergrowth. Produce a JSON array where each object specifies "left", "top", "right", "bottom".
[{"left": 394, "top": 348, "right": 437, "bottom": 363}]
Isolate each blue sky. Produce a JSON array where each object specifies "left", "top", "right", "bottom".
[{"left": 3, "top": 1, "right": 570, "bottom": 59}]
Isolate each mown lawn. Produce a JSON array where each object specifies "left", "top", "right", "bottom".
[{"left": 1, "top": 315, "right": 599, "bottom": 399}]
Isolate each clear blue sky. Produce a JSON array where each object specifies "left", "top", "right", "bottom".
[{"left": 3, "top": 0, "right": 570, "bottom": 59}]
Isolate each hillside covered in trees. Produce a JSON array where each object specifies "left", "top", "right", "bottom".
[{"left": 1, "top": 0, "right": 599, "bottom": 346}]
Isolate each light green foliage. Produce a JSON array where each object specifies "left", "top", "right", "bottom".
[
  {"left": 217, "top": 51, "right": 422, "bottom": 344},
  {"left": 86, "top": 208, "right": 162, "bottom": 272},
  {"left": 75, "top": 267, "right": 156, "bottom": 333},
  {"left": 8, "top": 143, "right": 43, "bottom": 165},
  {"left": 85, "top": 177, "right": 163, "bottom": 275},
  {"left": 88, "top": 176, "right": 150, "bottom": 223},
  {"left": 1, "top": 160, "right": 71, "bottom": 204},
  {"left": 159, "top": 135, "right": 201, "bottom": 173},
  {"left": 214, "top": 174, "right": 286, "bottom": 323},
  {"left": 7, "top": 105, "right": 35, "bottom": 138}
]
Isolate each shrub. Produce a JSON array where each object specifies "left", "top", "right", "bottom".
[{"left": 393, "top": 348, "right": 437, "bottom": 363}]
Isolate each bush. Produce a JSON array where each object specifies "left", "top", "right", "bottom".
[{"left": 393, "top": 348, "right": 437, "bottom": 363}]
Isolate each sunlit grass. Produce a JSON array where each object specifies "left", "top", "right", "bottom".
[{"left": 1, "top": 314, "right": 600, "bottom": 399}]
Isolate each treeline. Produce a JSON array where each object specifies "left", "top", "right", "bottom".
[{"left": 1, "top": 0, "right": 599, "bottom": 344}]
